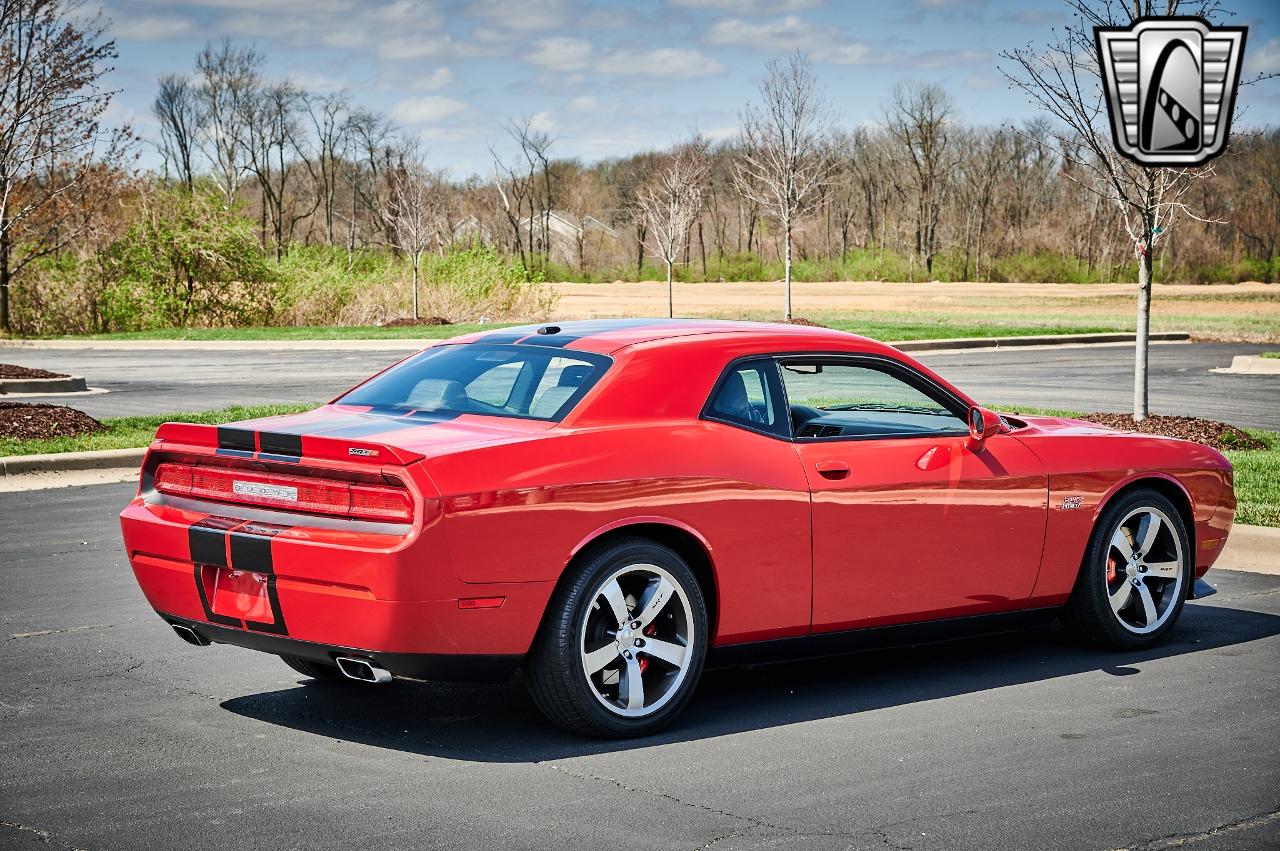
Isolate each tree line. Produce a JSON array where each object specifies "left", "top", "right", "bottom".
[{"left": 1, "top": 1, "right": 1278, "bottom": 336}]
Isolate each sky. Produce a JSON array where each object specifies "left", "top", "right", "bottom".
[{"left": 101, "top": 0, "right": 1280, "bottom": 178}]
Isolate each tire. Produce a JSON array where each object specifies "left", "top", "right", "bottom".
[
  {"left": 526, "top": 537, "right": 709, "bottom": 737},
  {"left": 280, "top": 654, "right": 347, "bottom": 682},
  {"left": 1062, "top": 488, "right": 1192, "bottom": 650}
]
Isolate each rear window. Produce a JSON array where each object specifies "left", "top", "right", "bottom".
[{"left": 337, "top": 344, "right": 611, "bottom": 422}]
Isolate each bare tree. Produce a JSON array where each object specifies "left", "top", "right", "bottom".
[
  {"left": 735, "top": 52, "right": 833, "bottom": 320},
  {"left": 308, "top": 90, "right": 350, "bottom": 245},
  {"left": 0, "top": 0, "right": 118, "bottom": 331},
  {"left": 639, "top": 137, "right": 711, "bottom": 317},
  {"left": 886, "top": 82, "right": 956, "bottom": 279},
  {"left": 387, "top": 155, "right": 442, "bottom": 321},
  {"left": 153, "top": 73, "right": 200, "bottom": 190},
  {"left": 195, "top": 38, "right": 262, "bottom": 207},
  {"left": 1001, "top": 0, "right": 1230, "bottom": 419},
  {"left": 239, "top": 81, "right": 318, "bottom": 260}
]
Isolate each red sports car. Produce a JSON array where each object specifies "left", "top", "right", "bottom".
[{"left": 120, "top": 320, "right": 1236, "bottom": 736}]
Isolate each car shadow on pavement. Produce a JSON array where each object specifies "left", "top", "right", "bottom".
[{"left": 221, "top": 592, "right": 1280, "bottom": 762}]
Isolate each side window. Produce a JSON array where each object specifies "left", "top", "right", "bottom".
[
  {"left": 708, "top": 360, "right": 786, "bottom": 436},
  {"left": 466, "top": 361, "right": 523, "bottom": 408},
  {"left": 780, "top": 360, "right": 968, "bottom": 439}
]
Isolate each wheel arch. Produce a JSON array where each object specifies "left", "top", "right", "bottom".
[
  {"left": 1095, "top": 473, "right": 1196, "bottom": 554},
  {"left": 563, "top": 518, "right": 720, "bottom": 640}
]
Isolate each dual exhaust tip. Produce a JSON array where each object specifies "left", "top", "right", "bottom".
[{"left": 169, "top": 624, "right": 393, "bottom": 684}]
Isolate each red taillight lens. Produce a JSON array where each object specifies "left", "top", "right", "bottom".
[{"left": 153, "top": 462, "right": 413, "bottom": 523}]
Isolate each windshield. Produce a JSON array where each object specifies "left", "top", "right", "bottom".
[{"left": 337, "top": 344, "right": 611, "bottom": 422}]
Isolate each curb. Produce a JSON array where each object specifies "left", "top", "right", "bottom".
[
  {"left": 0, "top": 375, "right": 88, "bottom": 394},
  {"left": 892, "top": 332, "right": 1190, "bottom": 352},
  {"left": 1218, "top": 523, "right": 1280, "bottom": 576},
  {"left": 0, "top": 331, "right": 1194, "bottom": 353},
  {"left": 1210, "top": 355, "right": 1280, "bottom": 375},
  {"left": 0, "top": 447, "right": 145, "bottom": 477}
]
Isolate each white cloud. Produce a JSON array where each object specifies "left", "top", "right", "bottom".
[
  {"left": 528, "top": 110, "right": 557, "bottom": 133},
  {"left": 706, "top": 15, "right": 822, "bottom": 51},
  {"left": 670, "top": 0, "right": 821, "bottom": 13},
  {"left": 527, "top": 37, "right": 594, "bottom": 71},
  {"left": 111, "top": 14, "right": 192, "bottom": 40},
  {"left": 567, "top": 95, "right": 610, "bottom": 113},
  {"left": 596, "top": 48, "right": 726, "bottom": 78},
  {"left": 377, "top": 33, "right": 477, "bottom": 60},
  {"left": 467, "top": 0, "right": 570, "bottom": 32},
  {"left": 418, "top": 66, "right": 457, "bottom": 90},
  {"left": 707, "top": 14, "right": 986, "bottom": 68},
  {"left": 964, "top": 74, "right": 1001, "bottom": 91},
  {"left": 1248, "top": 38, "right": 1280, "bottom": 76},
  {"left": 391, "top": 95, "right": 468, "bottom": 123}
]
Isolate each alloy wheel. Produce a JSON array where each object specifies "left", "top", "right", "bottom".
[{"left": 1105, "top": 506, "right": 1186, "bottom": 635}]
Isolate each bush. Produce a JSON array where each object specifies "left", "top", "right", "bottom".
[{"left": 100, "top": 189, "right": 283, "bottom": 330}]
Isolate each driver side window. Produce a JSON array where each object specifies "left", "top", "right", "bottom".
[{"left": 780, "top": 360, "right": 968, "bottom": 439}]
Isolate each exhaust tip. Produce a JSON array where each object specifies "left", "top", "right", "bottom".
[
  {"left": 335, "top": 656, "right": 393, "bottom": 684},
  {"left": 172, "top": 623, "right": 210, "bottom": 646}
]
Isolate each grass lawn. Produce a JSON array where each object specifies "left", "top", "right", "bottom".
[
  {"left": 1227, "top": 429, "right": 1280, "bottom": 527},
  {"left": 0, "top": 403, "right": 316, "bottom": 457},
  {"left": 1263, "top": 351, "right": 1280, "bottom": 359}
]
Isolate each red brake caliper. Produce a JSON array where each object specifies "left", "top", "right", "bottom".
[
  {"left": 637, "top": 623, "right": 658, "bottom": 673},
  {"left": 1107, "top": 556, "right": 1118, "bottom": 584}
]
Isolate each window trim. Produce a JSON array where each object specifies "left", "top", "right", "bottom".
[{"left": 700, "top": 351, "right": 972, "bottom": 443}]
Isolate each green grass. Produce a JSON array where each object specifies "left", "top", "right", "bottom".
[
  {"left": 1227, "top": 429, "right": 1280, "bottom": 528},
  {"left": 0, "top": 403, "right": 316, "bottom": 457},
  {"left": 1262, "top": 351, "right": 1280, "bottom": 359}
]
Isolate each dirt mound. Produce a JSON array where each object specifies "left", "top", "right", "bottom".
[
  {"left": 781, "top": 317, "right": 828, "bottom": 327},
  {"left": 1074, "top": 413, "right": 1263, "bottom": 451},
  {"left": 0, "top": 364, "right": 68, "bottom": 379},
  {"left": 0, "top": 403, "right": 104, "bottom": 442},
  {"left": 381, "top": 316, "right": 452, "bottom": 327}
]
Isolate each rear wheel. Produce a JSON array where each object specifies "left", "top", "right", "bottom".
[
  {"left": 1063, "top": 488, "right": 1191, "bottom": 650},
  {"left": 527, "top": 538, "right": 708, "bottom": 737},
  {"left": 280, "top": 654, "right": 346, "bottom": 682}
]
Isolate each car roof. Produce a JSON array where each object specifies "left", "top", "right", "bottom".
[{"left": 445, "top": 318, "right": 878, "bottom": 355}]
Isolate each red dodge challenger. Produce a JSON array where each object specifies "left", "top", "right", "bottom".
[{"left": 121, "top": 320, "right": 1236, "bottom": 736}]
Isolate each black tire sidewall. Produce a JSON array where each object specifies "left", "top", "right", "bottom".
[
  {"left": 544, "top": 539, "right": 709, "bottom": 737},
  {"left": 1070, "top": 489, "right": 1192, "bottom": 650}
]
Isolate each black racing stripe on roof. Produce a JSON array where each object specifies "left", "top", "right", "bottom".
[{"left": 515, "top": 318, "right": 672, "bottom": 348}]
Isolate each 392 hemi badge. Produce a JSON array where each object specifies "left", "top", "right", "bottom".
[
  {"left": 348, "top": 447, "right": 380, "bottom": 457},
  {"left": 232, "top": 480, "right": 298, "bottom": 501}
]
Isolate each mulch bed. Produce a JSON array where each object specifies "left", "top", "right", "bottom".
[
  {"left": 0, "top": 403, "right": 105, "bottom": 442},
  {"left": 1072, "top": 413, "right": 1264, "bottom": 451},
  {"left": 0, "top": 363, "right": 68, "bottom": 380},
  {"left": 381, "top": 316, "right": 452, "bottom": 327}
]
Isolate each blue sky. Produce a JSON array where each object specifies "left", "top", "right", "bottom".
[{"left": 102, "top": 0, "right": 1280, "bottom": 178}]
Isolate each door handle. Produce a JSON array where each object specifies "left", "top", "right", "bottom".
[{"left": 814, "top": 460, "right": 850, "bottom": 479}]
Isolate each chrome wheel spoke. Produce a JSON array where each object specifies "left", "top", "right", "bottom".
[
  {"left": 1136, "top": 512, "right": 1162, "bottom": 556},
  {"left": 583, "top": 643, "right": 620, "bottom": 675},
  {"left": 642, "top": 637, "right": 687, "bottom": 669},
  {"left": 1144, "top": 559, "right": 1180, "bottom": 580},
  {"left": 599, "top": 579, "right": 631, "bottom": 628},
  {"left": 1110, "top": 580, "right": 1133, "bottom": 615},
  {"left": 1136, "top": 581, "right": 1158, "bottom": 626},
  {"left": 636, "top": 577, "right": 675, "bottom": 628},
  {"left": 622, "top": 655, "right": 645, "bottom": 711},
  {"left": 1110, "top": 528, "right": 1135, "bottom": 562}
]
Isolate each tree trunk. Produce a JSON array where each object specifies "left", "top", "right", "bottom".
[
  {"left": 0, "top": 224, "right": 10, "bottom": 333},
  {"left": 784, "top": 226, "right": 793, "bottom": 321},
  {"left": 666, "top": 260, "right": 674, "bottom": 318},
  {"left": 412, "top": 260, "right": 420, "bottom": 321},
  {"left": 1134, "top": 242, "right": 1153, "bottom": 421}
]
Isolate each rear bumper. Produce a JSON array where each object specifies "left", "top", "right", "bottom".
[{"left": 160, "top": 612, "right": 522, "bottom": 682}]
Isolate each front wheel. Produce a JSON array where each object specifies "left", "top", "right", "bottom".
[
  {"left": 1063, "top": 488, "right": 1192, "bottom": 650},
  {"left": 526, "top": 538, "right": 708, "bottom": 737}
]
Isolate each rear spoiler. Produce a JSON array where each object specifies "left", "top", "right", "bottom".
[{"left": 152, "top": 422, "right": 426, "bottom": 466}]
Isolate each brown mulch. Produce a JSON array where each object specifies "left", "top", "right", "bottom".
[
  {"left": 0, "top": 363, "right": 68, "bottom": 380},
  {"left": 381, "top": 316, "right": 452, "bottom": 327},
  {"left": 1072, "top": 413, "right": 1264, "bottom": 451},
  {"left": 782, "top": 317, "right": 828, "bottom": 327},
  {"left": 0, "top": 403, "right": 105, "bottom": 441}
]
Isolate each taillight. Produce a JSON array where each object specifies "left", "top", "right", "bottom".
[{"left": 153, "top": 462, "right": 413, "bottom": 523}]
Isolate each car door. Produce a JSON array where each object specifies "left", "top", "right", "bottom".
[{"left": 777, "top": 354, "right": 1048, "bottom": 632}]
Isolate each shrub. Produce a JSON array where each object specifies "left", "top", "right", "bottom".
[{"left": 100, "top": 189, "right": 282, "bottom": 330}]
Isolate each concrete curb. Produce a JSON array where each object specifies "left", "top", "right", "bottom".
[
  {"left": 0, "top": 375, "right": 88, "bottom": 394},
  {"left": 892, "top": 332, "right": 1190, "bottom": 352},
  {"left": 0, "top": 447, "right": 146, "bottom": 477},
  {"left": 1210, "top": 355, "right": 1280, "bottom": 375},
  {"left": 0, "top": 330, "right": 1193, "bottom": 353},
  {"left": 1218, "top": 523, "right": 1280, "bottom": 576}
]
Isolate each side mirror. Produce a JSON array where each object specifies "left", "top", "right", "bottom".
[{"left": 966, "top": 406, "right": 1003, "bottom": 453}]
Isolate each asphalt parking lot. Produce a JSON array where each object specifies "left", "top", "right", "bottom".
[
  {"left": 3, "top": 341, "right": 1279, "bottom": 430},
  {"left": 1, "top": 481, "right": 1278, "bottom": 850}
]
